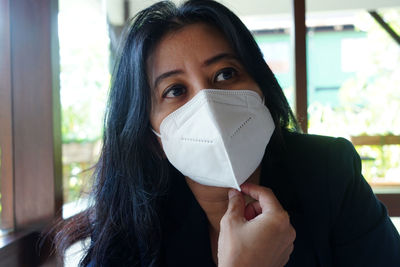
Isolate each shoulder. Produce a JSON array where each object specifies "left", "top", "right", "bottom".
[
  {"left": 276, "top": 131, "right": 366, "bottom": 218},
  {"left": 281, "top": 130, "right": 361, "bottom": 188},
  {"left": 283, "top": 130, "right": 355, "bottom": 156},
  {"left": 262, "top": 130, "right": 358, "bottom": 215},
  {"left": 282, "top": 131, "right": 386, "bottom": 235},
  {"left": 279, "top": 131, "right": 359, "bottom": 175}
]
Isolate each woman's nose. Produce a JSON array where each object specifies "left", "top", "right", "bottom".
[{"left": 191, "top": 79, "right": 215, "bottom": 95}]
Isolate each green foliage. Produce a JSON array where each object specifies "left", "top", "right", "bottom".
[
  {"left": 338, "top": 10, "right": 400, "bottom": 136},
  {"left": 63, "top": 162, "right": 94, "bottom": 203},
  {"left": 59, "top": 0, "right": 110, "bottom": 144},
  {"left": 59, "top": 0, "right": 109, "bottom": 202},
  {"left": 308, "top": 9, "right": 400, "bottom": 182},
  {"left": 356, "top": 145, "right": 400, "bottom": 183}
]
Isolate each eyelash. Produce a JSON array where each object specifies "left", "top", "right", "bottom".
[
  {"left": 213, "top": 67, "right": 238, "bottom": 82},
  {"left": 162, "top": 84, "right": 187, "bottom": 98},
  {"left": 161, "top": 67, "right": 239, "bottom": 99}
]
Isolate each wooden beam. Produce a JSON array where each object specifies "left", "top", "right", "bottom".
[
  {"left": 369, "top": 11, "right": 400, "bottom": 46},
  {"left": 9, "top": 0, "right": 62, "bottom": 228},
  {"left": 50, "top": 0, "right": 64, "bottom": 217},
  {"left": 351, "top": 135, "right": 400, "bottom": 146},
  {"left": 292, "top": 0, "right": 308, "bottom": 133},
  {"left": 376, "top": 194, "right": 400, "bottom": 217},
  {"left": 0, "top": 226, "right": 62, "bottom": 267},
  {"left": 124, "top": 0, "right": 130, "bottom": 22},
  {"left": 0, "top": 230, "right": 40, "bottom": 267},
  {"left": 0, "top": 0, "right": 15, "bottom": 231}
]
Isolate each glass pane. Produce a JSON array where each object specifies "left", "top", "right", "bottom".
[
  {"left": 59, "top": 0, "right": 110, "bottom": 217},
  {"left": 306, "top": 5, "right": 400, "bottom": 192},
  {"left": 252, "top": 26, "right": 294, "bottom": 108},
  {"left": 241, "top": 8, "right": 294, "bottom": 109}
]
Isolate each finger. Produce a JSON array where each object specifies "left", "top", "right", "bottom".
[
  {"left": 247, "top": 200, "right": 262, "bottom": 216},
  {"left": 244, "top": 202, "right": 257, "bottom": 221},
  {"left": 226, "top": 189, "right": 245, "bottom": 220},
  {"left": 240, "top": 183, "right": 283, "bottom": 213}
]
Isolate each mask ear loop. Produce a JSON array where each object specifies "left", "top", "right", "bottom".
[{"left": 152, "top": 128, "right": 162, "bottom": 138}]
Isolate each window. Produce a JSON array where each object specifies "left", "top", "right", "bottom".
[
  {"left": 306, "top": 7, "right": 400, "bottom": 193},
  {"left": 239, "top": 0, "right": 400, "bottom": 219},
  {"left": 0, "top": 0, "right": 62, "bottom": 265},
  {"left": 58, "top": 0, "right": 110, "bottom": 218},
  {"left": 243, "top": 3, "right": 400, "bottom": 196},
  {"left": 241, "top": 11, "right": 295, "bottom": 109}
]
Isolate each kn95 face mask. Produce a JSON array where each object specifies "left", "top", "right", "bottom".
[{"left": 153, "top": 89, "right": 275, "bottom": 190}]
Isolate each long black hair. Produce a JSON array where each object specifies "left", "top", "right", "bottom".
[{"left": 54, "top": 1, "right": 298, "bottom": 266}]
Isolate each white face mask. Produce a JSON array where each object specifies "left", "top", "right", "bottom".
[{"left": 153, "top": 89, "right": 275, "bottom": 190}]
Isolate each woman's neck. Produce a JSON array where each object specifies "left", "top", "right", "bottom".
[{"left": 185, "top": 166, "right": 261, "bottom": 233}]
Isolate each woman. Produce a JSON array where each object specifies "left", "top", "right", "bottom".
[{"left": 55, "top": 1, "right": 400, "bottom": 266}]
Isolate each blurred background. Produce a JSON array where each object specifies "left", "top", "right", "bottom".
[{"left": 0, "top": 0, "right": 399, "bottom": 266}]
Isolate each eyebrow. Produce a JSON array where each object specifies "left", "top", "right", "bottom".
[
  {"left": 153, "top": 69, "right": 183, "bottom": 88},
  {"left": 153, "top": 52, "right": 239, "bottom": 88},
  {"left": 203, "top": 52, "right": 239, "bottom": 67}
]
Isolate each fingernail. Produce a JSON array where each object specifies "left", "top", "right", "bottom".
[{"left": 228, "top": 189, "right": 239, "bottom": 199}]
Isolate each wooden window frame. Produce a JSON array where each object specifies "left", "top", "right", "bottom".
[
  {"left": 292, "top": 0, "right": 308, "bottom": 134},
  {"left": 0, "top": 0, "right": 62, "bottom": 266},
  {"left": 0, "top": 0, "right": 14, "bottom": 232}
]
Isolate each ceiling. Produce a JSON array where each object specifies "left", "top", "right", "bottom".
[{"left": 106, "top": 0, "right": 400, "bottom": 25}]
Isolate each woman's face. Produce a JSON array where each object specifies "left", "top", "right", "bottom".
[{"left": 147, "top": 22, "right": 263, "bottom": 133}]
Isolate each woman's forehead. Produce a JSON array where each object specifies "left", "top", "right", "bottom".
[{"left": 146, "top": 22, "right": 235, "bottom": 85}]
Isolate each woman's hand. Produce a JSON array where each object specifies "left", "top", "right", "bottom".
[{"left": 217, "top": 183, "right": 296, "bottom": 267}]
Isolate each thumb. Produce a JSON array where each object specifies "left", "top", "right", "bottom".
[{"left": 225, "top": 189, "right": 245, "bottom": 220}]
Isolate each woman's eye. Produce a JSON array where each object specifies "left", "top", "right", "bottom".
[
  {"left": 214, "top": 68, "right": 237, "bottom": 82},
  {"left": 162, "top": 85, "right": 187, "bottom": 98}
]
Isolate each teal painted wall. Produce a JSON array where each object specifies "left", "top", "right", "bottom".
[{"left": 254, "top": 30, "right": 367, "bottom": 107}]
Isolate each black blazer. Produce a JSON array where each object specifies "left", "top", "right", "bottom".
[
  {"left": 87, "top": 131, "right": 400, "bottom": 266},
  {"left": 159, "top": 131, "right": 400, "bottom": 266}
]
